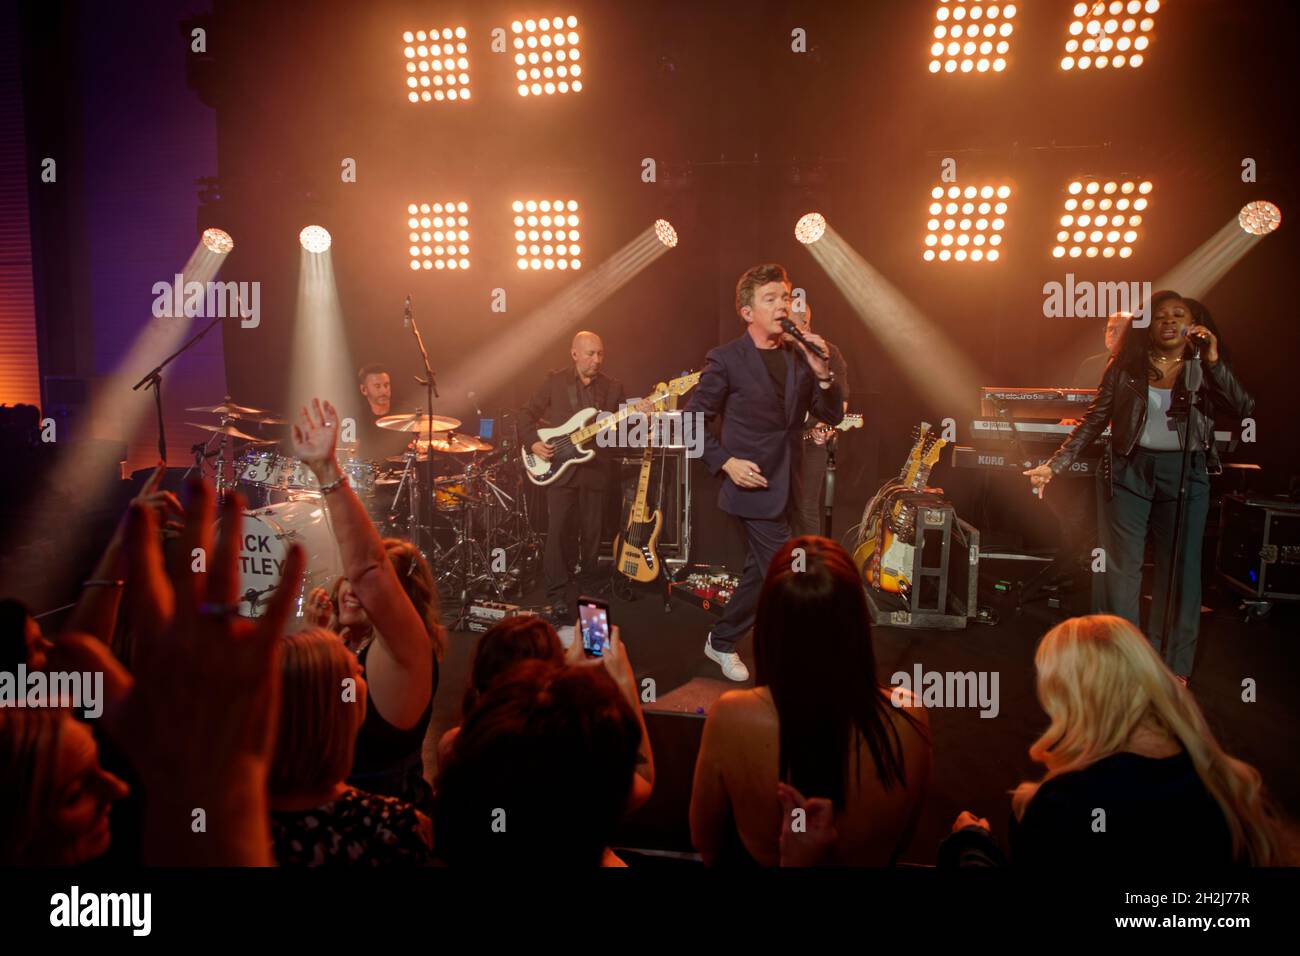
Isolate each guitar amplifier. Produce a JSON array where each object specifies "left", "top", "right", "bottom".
[{"left": 598, "top": 448, "right": 691, "bottom": 568}]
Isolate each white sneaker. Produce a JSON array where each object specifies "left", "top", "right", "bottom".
[{"left": 705, "top": 634, "right": 750, "bottom": 682}]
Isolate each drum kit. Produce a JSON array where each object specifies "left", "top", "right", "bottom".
[{"left": 184, "top": 397, "right": 542, "bottom": 623}]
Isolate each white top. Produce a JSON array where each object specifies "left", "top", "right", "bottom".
[{"left": 1139, "top": 386, "right": 1183, "bottom": 451}]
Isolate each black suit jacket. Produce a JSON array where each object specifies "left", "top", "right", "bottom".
[
  {"left": 522, "top": 367, "right": 628, "bottom": 489},
  {"left": 685, "top": 334, "right": 844, "bottom": 519}
]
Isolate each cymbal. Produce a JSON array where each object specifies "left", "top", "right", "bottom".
[
  {"left": 375, "top": 412, "right": 461, "bottom": 434},
  {"left": 386, "top": 435, "right": 494, "bottom": 462},
  {"left": 186, "top": 422, "right": 275, "bottom": 443},
  {"left": 186, "top": 401, "right": 274, "bottom": 417},
  {"left": 415, "top": 434, "right": 495, "bottom": 454}
]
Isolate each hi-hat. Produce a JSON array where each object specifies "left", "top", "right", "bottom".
[
  {"left": 375, "top": 412, "right": 461, "bottom": 433},
  {"left": 186, "top": 400, "right": 274, "bottom": 417},
  {"left": 186, "top": 422, "right": 275, "bottom": 443}
]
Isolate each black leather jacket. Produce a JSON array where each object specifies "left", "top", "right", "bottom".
[{"left": 1047, "top": 355, "right": 1254, "bottom": 490}]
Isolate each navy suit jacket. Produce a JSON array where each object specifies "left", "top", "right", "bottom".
[{"left": 685, "top": 333, "right": 844, "bottom": 519}]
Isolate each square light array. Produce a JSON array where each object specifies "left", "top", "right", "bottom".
[
  {"left": 929, "top": 1, "right": 1015, "bottom": 74},
  {"left": 403, "top": 26, "right": 470, "bottom": 102},
  {"left": 512, "top": 16, "right": 583, "bottom": 96},
  {"left": 923, "top": 184, "right": 1011, "bottom": 262},
  {"left": 1061, "top": 0, "right": 1158, "bottom": 71},
  {"left": 513, "top": 199, "right": 581, "bottom": 270},
  {"left": 1052, "top": 178, "right": 1151, "bottom": 259},
  {"left": 407, "top": 202, "right": 470, "bottom": 271}
]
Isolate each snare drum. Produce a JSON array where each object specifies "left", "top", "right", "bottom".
[
  {"left": 235, "top": 500, "right": 343, "bottom": 623},
  {"left": 283, "top": 449, "right": 376, "bottom": 498},
  {"left": 236, "top": 449, "right": 287, "bottom": 488}
]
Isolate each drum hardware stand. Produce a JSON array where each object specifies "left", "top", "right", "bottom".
[{"left": 440, "top": 463, "right": 507, "bottom": 629}]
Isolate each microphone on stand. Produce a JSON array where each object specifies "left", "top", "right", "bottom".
[
  {"left": 403, "top": 295, "right": 413, "bottom": 330},
  {"left": 779, "top": 317, "right": 829, "bottom": 361},
  {"left": 468, "top": 391, "right": 483, "bottom": 416}
]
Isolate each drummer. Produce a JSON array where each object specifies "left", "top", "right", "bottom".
[{"left": 356, "top": 363, "right": 414, "bottom": 461}]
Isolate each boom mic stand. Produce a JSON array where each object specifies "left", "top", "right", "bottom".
[{"left": 404, "top": 295, "right": 439, "bottom": 559}]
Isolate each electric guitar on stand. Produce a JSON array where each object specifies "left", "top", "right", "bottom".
[
  {"left": 521, "top": 371, "right": 701, "bottom": 486},
  {"left": 613, "top": 380, "right": 676, "bottom": 582},
  {"left": 854, "top": 422, "right": 948, "bottom": 596}
]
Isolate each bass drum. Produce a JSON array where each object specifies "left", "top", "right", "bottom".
[{"left": 236, "top": 499, "right": 343, "bottom": 624}]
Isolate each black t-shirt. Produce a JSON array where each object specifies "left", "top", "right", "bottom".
[
  {"left": 758, "top": 345, "right": 788, "bottom": 407},
  {"left": 356, "top": 412, "right": 414, "bottom": 464}
]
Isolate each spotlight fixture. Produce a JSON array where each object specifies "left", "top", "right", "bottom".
[
  {"left": 928, "top": 1, "right": 1015, "bottom": 75},
  {"left": 299, "top": 225, "right": 332, "bottom": 254},
  {"left": 795, "top": 212, "right": 827, "bottom": 245},
  {"left": 406, "top": 201, "right": 470, "bottom": 271},
  {"left": 512, "top": 198, "right": 581, "bottom": 270},
  {"left": 1051, "top": 177, "right": 1151, "bottom": 259},
  {"left": 403, "top": 26, "right": 471, "bottom": 103},
  {"left": 201, "top": 228, "right": 234, "bottom": 254},
  {"left": 512, "top": 16, "right": 582, "bottom": 96},
  {"left": 1060, "top": 0, "right": 1159, "bottom": 71},
  {"left": 654, "top": 219, "right": 678, "bottom": 248},
  {"left": 1238, "top": 201, "right": 1281, "bottom": 237},
  {"left": 923, "top": 184, "right": 1011, "bottom": 262}
]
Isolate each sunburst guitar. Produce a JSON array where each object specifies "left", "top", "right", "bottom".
[{"left": 854, "top": 422, "right": 947, "bottom": 595}]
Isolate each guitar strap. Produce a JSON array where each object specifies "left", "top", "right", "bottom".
[{"left": 566, "top": 376, "right": 579, "bottom": 415}]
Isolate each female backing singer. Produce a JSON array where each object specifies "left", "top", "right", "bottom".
[{"left": 1024, "top": 291, "right": 1254, "bottom": 681}]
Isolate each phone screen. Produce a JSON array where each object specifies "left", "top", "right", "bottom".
[{"left": 578, "top": 598, "right": 610, "bottom": 657}]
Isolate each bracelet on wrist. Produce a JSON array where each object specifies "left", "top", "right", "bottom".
[
  {"left": 318, "top": 473, "right": 349, "bottom": 495},
  {"left": 83, "top": 579, "right": 126, "bottom": 589}
]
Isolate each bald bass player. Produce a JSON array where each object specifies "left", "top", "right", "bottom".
[{"left": 522, "top": 331, "right": 631, "bottom": 625}]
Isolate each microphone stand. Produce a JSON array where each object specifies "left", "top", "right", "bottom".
[
  {"left": 131, "top": 313, "right": 227, "bottom": 467},
  {"left": 820, "top": 432, "right": 837, "bottom": 539},
  {"left": 404, "top": 296, "right": 439, "bottom": 562},
  {"left": 1160, "top": 339, "right": 1204, "bottom": 662}
]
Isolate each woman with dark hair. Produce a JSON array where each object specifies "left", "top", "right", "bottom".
[
  {"left": 1025, "top": 292, "right": 1254, "bottom": 680},
  {"left": 689, "top": 536, "right": 931, "bottom": 866},
  {"left": 437, "top": 616, "right": 565, "bottom": 763},
  {"left": 433, "top": 659, "right": 643, "bottom": 867}
]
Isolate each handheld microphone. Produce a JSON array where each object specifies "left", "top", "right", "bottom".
[
  {"left": 403, "top": 295, "right": 413, "bottom": 330},
  {"left": 779, "top": 317, "right": 829, "bottom": 361}
]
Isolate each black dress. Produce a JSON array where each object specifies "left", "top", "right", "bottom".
[
  {"left": 271, "top": 788, "right": 432, "bottom": 866},
  {"left": 347, "top": 640, "right": 439, "bottom": 807}
]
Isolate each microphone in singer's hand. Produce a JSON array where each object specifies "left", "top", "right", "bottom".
[{"left": 779, "top": 318, "right": 828, "bottom": 360}]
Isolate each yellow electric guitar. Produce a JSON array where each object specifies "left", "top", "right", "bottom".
[
  {"left": 854, "top": 422, "right": 948, "bottom": 595},
  {"left": 613, "top": 380, "right": 683, "bottom": 582}
]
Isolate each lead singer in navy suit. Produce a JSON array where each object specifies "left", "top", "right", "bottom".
[{"left": 685, "top": 263, "right": 844, "bottom": 681}]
